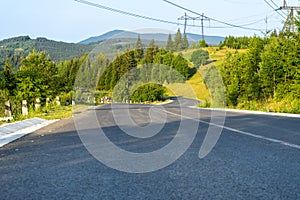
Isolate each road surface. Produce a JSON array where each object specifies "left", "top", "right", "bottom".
[{"left": 0, "top": 98, "right": 299, "bottom": 199}]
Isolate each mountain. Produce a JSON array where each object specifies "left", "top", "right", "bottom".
[
  {"left": 0, "top": 36, "right": 95, "bottom": 70},
  {"left": 78, "top": 30, "right": 125, "bottom": 44},
  {"left": 0, "top": 30, "right": 225, "bottom": 71},
  {"left": 79, "top": 30, "right": 225, "bottom": 46}
]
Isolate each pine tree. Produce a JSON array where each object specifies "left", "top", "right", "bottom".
[
  {"left": 173, "top": 29, "right": 182, "bottom": 51},
  {"left": 182, "top": 33, "right": 189, "bottom": 50},
  {"left": 166, "top": 33, "right": 174, "bottom": 51},
  {"left": 135, "top": 34, "right": 144, "bottom": 60},
  {"left": 142, "top": 39, "right": 158, "bottom": 64},
  {"left": 198, "top": 39, "right": 208, "bottom": 48},
  {"left": 136, "top": 34, "right": 143, "bottom": 49}
]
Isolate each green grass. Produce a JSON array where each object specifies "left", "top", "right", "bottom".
[
  {"left": 168, "top": 47, "right": 241, "bottom": 106},
  {"left": 165, "top": 70, "right": 211, "bottom": 102},
  {"left": 30, "top": 106, "right": 74, "bottom": 120},
  {"left": 5, "top": 104, "right": 91, "bottom": 123},
  {"left": 166, "top": 48, "right": 221, "bottom": 103}
]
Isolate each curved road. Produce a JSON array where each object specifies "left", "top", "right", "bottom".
[{"left": 0, "top": 98, "right": 299, "bottom": 199}]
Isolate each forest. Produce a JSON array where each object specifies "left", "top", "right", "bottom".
[
  {"left": 0, "top": 31, "right": 196, "bottom": 118},
  {"left": 220, "top": 30, "right": 300, "bottom": 113}
]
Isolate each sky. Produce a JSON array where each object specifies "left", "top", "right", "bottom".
[{"left": 1, "top": 0, "right": 299, "bottom": 43}]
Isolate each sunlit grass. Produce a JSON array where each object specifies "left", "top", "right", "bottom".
[{"left": 16, "top": 104, "right": 90, "bottom": 121}]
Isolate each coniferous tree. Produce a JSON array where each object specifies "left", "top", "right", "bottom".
[
  {"left": 198, "top": 39, "right": 208, "bottom": 48},
  {"left": 182, "top": 33, "right": 189, "bottom": 50},
  {"left": 142, "top": 39, "right": 158, "bottom": 64},
  {"left": 135, "top": 34, "right": 144, "bottom": 60},
  {"left": 166, "top": 33, "right": 174, "bottom": 51},
  {"left": 173, "top": 29, "right": 182, "bottom": 51}
]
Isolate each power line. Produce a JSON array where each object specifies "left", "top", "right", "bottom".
[
  {"left": 75, "top": 0, "right": 182, "bottom": 26},
  {"left": 269, "top": 0, "right": 288, "bottom": 17},
  {"left": 75, "top": 0, "right": 216, "bottom": 29},
  {"left": 75, "top": 0, "right": 264, "bottom": 32},
  {"left": 162, "top": 0, "right": 264, "bottom": 32},
  {"left": 263, "top": 0, "right": 287, "bottom": 19},
  {"left": 269, "top": 0, "right": 280, "bottom": 8}
]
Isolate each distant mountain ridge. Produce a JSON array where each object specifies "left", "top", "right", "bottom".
[
  {"left": 78, "top": 30, "right": 225, "bottom": 46},
  {"left": 78, "top": 30, "right": 125, "bottom": 44},
  {"left": 0, "top": 30, "right": 225, "bottom": 70}
]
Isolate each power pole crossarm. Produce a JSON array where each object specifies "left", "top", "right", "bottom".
[
  {"left": 178, "top": 13, "right": 209, "bottom": 41},
  {"left": 279, "top": 0, "right": 300, "bottom": 33}
]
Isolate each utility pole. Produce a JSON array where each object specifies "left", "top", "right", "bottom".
[
  {"left": 178, "top": 13, "right": 210, "bottom": 41},
  {"left": 280, "top": 0, "right": 300, "bottom": 33},
  {"left": 264, "top": 16, "right": 270, "bottom": 37},
  {"left": 200, "top": 13, "right": 209, "bottom": 41},
  {"left": 184, "top": 13, "right": 187, "bottom": 34},
  {"left": 177, "top": 13, "right": 188, "bottom": 34}
]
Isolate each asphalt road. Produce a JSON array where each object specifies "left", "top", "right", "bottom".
[{"left": 0, "top": 98, "right": 299, "bottom": 199}]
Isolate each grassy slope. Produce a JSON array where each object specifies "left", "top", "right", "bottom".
[{"left": 166, "top": 47, "right": 237, "bottom": 103}]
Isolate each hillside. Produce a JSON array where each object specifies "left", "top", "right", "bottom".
[{"left": 0, "top": 36, "right": 95, "bottom": 70}]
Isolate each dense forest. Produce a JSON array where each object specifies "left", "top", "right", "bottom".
[{"left": 220, "top": 32, "right": 300, "bottom": 113}]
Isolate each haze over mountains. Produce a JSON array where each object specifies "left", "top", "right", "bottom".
[{"left": 79, "top": 29, "right": 225, "bottom": 45}]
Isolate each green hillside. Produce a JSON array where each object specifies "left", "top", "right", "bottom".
[{"left": 0, "top": 36, "right": 95, "bottom": 70}]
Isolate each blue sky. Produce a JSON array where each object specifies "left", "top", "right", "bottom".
[{"left": 1, "top": 0, "right": 299, "bottom": 42}]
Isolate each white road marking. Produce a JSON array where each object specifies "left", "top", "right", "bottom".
[
  {"left": 158, "top": 108, "right": 300, "bottom": 150},
  {"left": 191, "top": 106, "right": 300, "bottom": 118}
]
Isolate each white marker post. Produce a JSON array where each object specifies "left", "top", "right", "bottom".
[
  {"left": 22, "top": 100, "right": 28, "bottom": 116},
  {"left": 4, "top": 100, "right": 12, "bottom": 118}
]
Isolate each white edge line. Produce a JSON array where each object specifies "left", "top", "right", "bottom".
[
  {"left": 190, "top": 106, "right": 300, "bottom": 118},
  {"left": 158, "top": 108, "right": 300, "bottom": 150}
]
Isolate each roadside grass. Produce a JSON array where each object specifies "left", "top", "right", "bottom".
[
  {"left": 166, "top": 83, "right": 197, "bottom": 99},
  {"left": 30, "top": 106, "right": 74, "bottom": 120},
  {"left": 165, "top": 71, "right": 211, "bottom": 103},
  {"left": 1, "top": 104, "right": 91, "bottom": 124}
]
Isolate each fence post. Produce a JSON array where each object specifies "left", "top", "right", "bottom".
[
  {"left": 46, "top": 98, "right": 50, "bottom": 108},
  {"left": 35, "top": 98, "right": 41, "bottom": 111},
  {"left": 4, "top": 100, "right": 12, "bottom": 118},
  {"left": 56, "top": 96, "right": 61, "bottom": 106},
  {"left": 22, "top": 100, "right": 28, "bottom": 116}
]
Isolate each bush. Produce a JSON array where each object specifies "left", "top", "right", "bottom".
[
  {"left": 131, "top": 83, "right": 166, "bottom": 103},
  {"left": 190, "top": 49, "right": 210, "bottom": 68}
]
